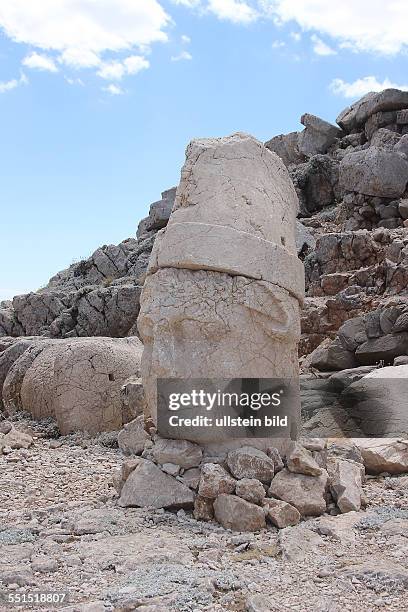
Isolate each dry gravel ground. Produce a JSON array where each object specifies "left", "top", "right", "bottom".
[{"left": 2, "top": 417, "right": 408, "bottom": 612}]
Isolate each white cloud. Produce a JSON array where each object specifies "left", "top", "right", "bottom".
[
  {"left": 65, "top": 76, "right": 84, "bottom": 86},
  {"left": 59, "top": 48, "right": 101, "bottom": 69},
  {"left": 290, "top": 31, "right": 301, "bottom": 42},
  {"left": 103, "top": 84, "right": 125, "bottom": 95},
  {"left": 311, "top": 34, "right": 336, "bottom": 56},
  {"left": 266, "top": 0, "right": 408, "bottom": 55},
  {"left": 97, "top": 62, "right": 126, "bottom": 80},
  {"left": 330, "top": 76, "right": 408, "bottom": 99},
  {"left": 272, "top": 39, "right": 285, "bottom": 49},
  {"left": 22, "top": 52, "right": 58, "bottom": 72},
  {"left": 0, "top": 72, "right": 28, "bottom": 93},
  {"left": 171, "top": 50, "right": 193, "bottom": 61},
  {"left": 172, "top": 0, "right": 200, "bottom": 6},
  {"left": 124, "top": 55, "right": 150, "bottom": 74},
  {"left": 181, "top": 34, "right": 191, "bottom": 44},
  {"left": 97, "top": 55, "right": 149, "bottom": 80},
  {"left": 0, "top": 0, "right": 169, "bottom": 76},
  {"left": 207, "top": 0, "right": 258, "bottom": 24}
]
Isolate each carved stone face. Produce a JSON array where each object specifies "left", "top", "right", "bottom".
[{"left": 138, "top": 267, "right": 301, "bottom": 425}]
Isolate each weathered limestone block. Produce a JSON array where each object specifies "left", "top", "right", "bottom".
[
  {"left": 120, "top": 376, "right": 146, "bottom": 423},
  {"left": 138, "top": 133, "right": 305, "bottom": 445},
  {"left": 137, "top": 187, "right": 176, "bottom": 237},
  {"left": 193, "top": 495, "right": 214, "bottom": 521},
  {"left": 0, "top": 339, "right": 42, "bottom": 407}
]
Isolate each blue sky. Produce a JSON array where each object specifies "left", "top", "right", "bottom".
[{"left": 1, "top": 0, "right": 408, "bottom": 301}]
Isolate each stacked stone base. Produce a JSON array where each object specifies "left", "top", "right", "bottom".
[{"left": 113, "top": 417, "right": 408, "bottom": 532}]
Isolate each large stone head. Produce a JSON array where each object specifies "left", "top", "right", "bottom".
[{"left": 137, "top": 133, "right": 304, "bottom": 436}]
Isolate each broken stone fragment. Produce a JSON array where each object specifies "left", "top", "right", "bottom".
[
  {"left": 264, "top": 131, "right": 304, "bottom": 167},
  {"left": 161, "top": 463, "right": 180, "bottom": 477},
  {"left": 193, "top": 496, "right": 214, "bottom": 521},
  {"left": 329, "top": 458, "right": 364, "bottom": 513},
  {"left": 118, "top": 458, "right": 194, "bottom": 509},
  {"left": 269, "top": 468, "right": 329, "bottom": 516},
  {"left": 266, "top": 447, "right": 284, "bottom": 473},
  {"left": 180, "top": 467, "right": 201, "bottom": 490},
  {"left": 120, "top": 376, "right": 146, "bottom": 422},
  {"left": 235, "top": 478, "right": 266, "bottom": 505},
  {"left": 300, "top": 438, "right": 327, "bottom": 452},
  {"left": 227, "top": 446, "right": 275, "bottom": 484},
  {"left": 353, "top": 438, "right": 408, "bottom": 474},
  {"left": 198, "top": 463, "right": 236, "bottom": 499},
  {"left": 298, "top": 113, "right": 342, "bottom": 157},
  {"left": 2, "top": 428, "right": 33, "bottom": 450},
  {"left": 118, "top": 415, "right": 149, "bottom": 456},
  {"left": 213, "top": 494, "right": 266, "bottom": 532},
  {"left": 287, "top": 442, "right": 322, "bottom": 476},
  {"left": 263, "top": 498, "right": 300, "bottom": 529},
  {"left": 151, "top": 437, "right": 202, "bottom": 469},
  {"left": 279, "top": 525, "right": 323, "bottom": 562}
]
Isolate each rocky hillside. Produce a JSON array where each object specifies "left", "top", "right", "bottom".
[
  {"left": 1, "top": 88, "right": 408, "bottom": 373},
  {"left": 0, "top": 188, "right": 176, "bottom": 339},
  {"left": 265, "top": 89, "right": 408, "bottom": 369}
]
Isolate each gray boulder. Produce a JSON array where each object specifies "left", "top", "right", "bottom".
[
  {"left": 296, "top": 221, "right": 316, "bottom": 256},
  {"left": 395, "top": 134, "right": 408, "bottom": 158},
  {"left": 337, "top": 89, "right": 408, "bottom": 132},
  {"left": 137, "top": 188, "right": 176, "bottom": 237},
  {"left": 355, "top": 333, "right": 408, "bottom": 365},
  {"left": 263, "top": 498, "right": 300, "bottom": 529},
  {"left": 339, "top": 148, "right": 408, "bottom": 198},
  {"left": 287, "top": 442, "right": 322, "bottom": 476},
  {"left": 298, "top": 113, "right": 342, "bottom": 157},
  {"left": 264, "top": 131, "right": 304, "bottom": 167},
  {"left": 291, "top": 155, "right": 339, "bottom": 215},
  {"left": 120, "top": 376, "right": 146, "bottom": 423},
  {"left": 0, "top": 307, "right": 23, "bottom": 337},
  {"left": 235, "top": 478, "right": 266, "bottom": 505},
  {"left": 309, "top": 337, "right": 357, "bottom": 371},
  {"left": 118, "top": 415, "right": 149, "bottom": 455}
]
